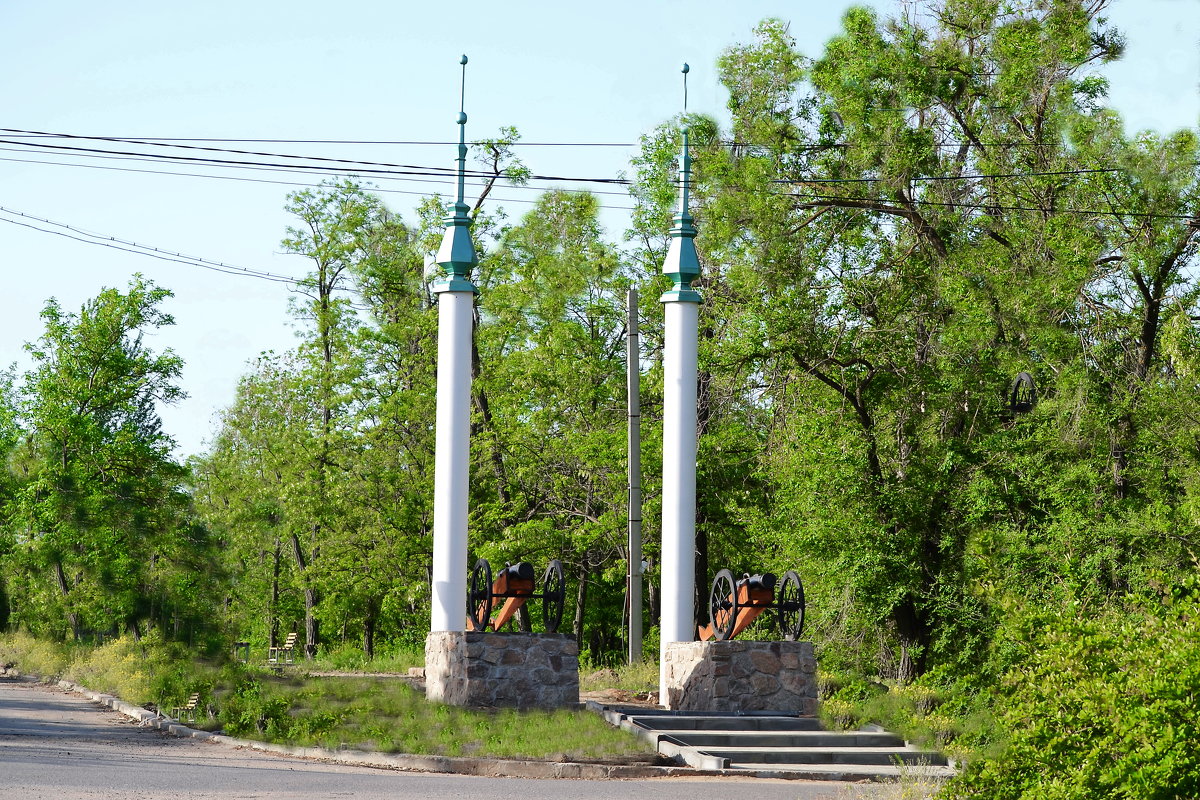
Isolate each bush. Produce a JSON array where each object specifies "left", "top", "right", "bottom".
[
  {"left": 0, "top": 632, "right": 71, "bottom": 678},
  {"left": 945, "top": 589, "right": 1200, "bottom": 799}
]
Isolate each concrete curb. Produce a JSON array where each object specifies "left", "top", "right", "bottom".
[{"left": 41, "top": 676, "right": 707, "bottom": 780}]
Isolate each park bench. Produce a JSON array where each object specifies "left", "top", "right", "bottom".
[
  {"left": 268, "top": 632, "right": 297, "bottom": 665},
  {"left": 171, "top": 692, "right": 200, "bottom": 724}
]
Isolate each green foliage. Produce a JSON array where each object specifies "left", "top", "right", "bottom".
[
  {"left": 0, "top": 631, "right": 72, "bottom": 678},
  {"left": 2, "top": 276, "right": 217, "bottom": 641},
  {"left": 220, "top": 674, "right": 652, "bottom": 761},
  {"left": 948, "top": 589, "right": 1200, "bottom": 799},
  {"left": 0, "top": 632, "right": 227, "bottom": 712},
  {"left": 5, "top": 5, "right": 1198, "bottom": 793}
]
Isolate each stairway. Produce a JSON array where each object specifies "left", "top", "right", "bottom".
[{"left": 589, "top": 704, "right": 956, "bottom": 782}]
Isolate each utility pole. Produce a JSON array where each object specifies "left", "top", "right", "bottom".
[{"left": 627, "top": 287, "right": 643, "bottom": 664}]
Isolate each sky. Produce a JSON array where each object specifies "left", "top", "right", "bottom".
[{"left": 1, "top": 0, "right": 1197, "bottom": 458}]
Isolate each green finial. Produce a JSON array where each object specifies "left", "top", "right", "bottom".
[
  {"left": 682, "top": 62, "right": 689, "bottom": 112},
  {"left": 661, "top": 63, "right": 700, "bottom": 303},
  {"left": 435, "top": 54, "right": 478, "bottom": 293}
]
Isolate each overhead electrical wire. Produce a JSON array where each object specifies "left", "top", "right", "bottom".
[
  {"left": 1, "top": 126, "right": 1192, "bottom": 223},
  {"left": 0, "top": 154, "right": 638, "bottom": 210},
  {"left": 776, "top": 189, "right": 1198, "bottom": 221},
  {"left": 0, "top": 205, "right": 303, "bottom": 285},
  {"left": 0, "top": 137, "right": 630, "bottom": 186},
  {"left": 0, "top": 143, "right": 640, "bottom": 199},
  {"left": 0, "top": 128, "right": 1121, "bottom": 151},
  {"left": 0, "top": 135, "right": 1152, "bottom": 192}
]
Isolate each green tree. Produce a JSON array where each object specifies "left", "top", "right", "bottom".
[
  {"left": 651, "top": 1, "right": 1182, "bottom": 679},
  {"left": 8, "top": 277, "right": 203, "bottom": 640}
]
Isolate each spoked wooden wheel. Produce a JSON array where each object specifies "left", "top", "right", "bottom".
[
  {"left": 541, "top": 559, "right": 565, "bottom": 633},
  {"left": 708, "top": 569, "right": 739, "bottom": 641},
  {"left": 777, "top": 570, "right": 806, "bottom": 641},
  {"left": 467, "top": 558, "right": 493, "bottom": 632}
]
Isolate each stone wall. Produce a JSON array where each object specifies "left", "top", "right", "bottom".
[
  {"left": 425, "top": 631, "right": 579, "bottom": 710},
  {"left": 662, "top": 640, "right": 817, "bottom": 714}
]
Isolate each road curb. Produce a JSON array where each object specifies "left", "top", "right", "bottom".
[{"left": 43, "top": 677, "right": 708, "bottom": 780}]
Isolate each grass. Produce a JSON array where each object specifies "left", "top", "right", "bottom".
[
  {"left": 221, "top": 673, "right": 656, "bottom": 762},
  {"left": 579, "top": 659, "right": 658, "bottom": 694},
  {"left": 304, "top": 642, "right": 425, "bottom": 674},
  {"left": 1, "top": 633, "right": 656, "bottom": 763}
]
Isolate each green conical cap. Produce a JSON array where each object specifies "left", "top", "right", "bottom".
[
  {"left": 435, "top": 55, "right": 477, "bottom": 294},
  {"left": 661, "top": 125, "right": 701, "bottom": 303}
]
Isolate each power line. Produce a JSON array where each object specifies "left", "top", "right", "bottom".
[
  {"left": 0, "top": 130, "right": 638, "bottom": 147},
  {"left": 3, "top": 127, "right": 1187, "bottom": 190},
  {"left": 0, "top": 154, "right": 638, "bottom": 210},
  {"left": 777, "top": 190, "right": 1198, "bottom": 221},
  {"left": 0, "top": 136, "right": 631, "bottom": 186},
  {"left": 0, "top": 136, "right": 1150, "bottom": 191},
  {"left": 778, "top": 167, "right": 1123, "bottom": 184},
  {"left": 0, "top": 128, "right": 1116, "bottom": 151},
  {"left": 0, "top": 143, "right": 641, "bottom": 198},
  {"left": 0, "top": 205, "right": 302, "bottom": 285}
]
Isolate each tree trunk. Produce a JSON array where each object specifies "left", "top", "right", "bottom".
[
  {"left": 290, "top": 530, "right": 320, "bottom": 659},
  {"left": 647, "top": 556, "right": 660, "bottom": 630},
  {"left": 362, "top": 597, "right": 378, "bottom": 659},
  {"left": 269, "top": 538, "right": 281, "bottom": 649},
  {"left": 53, "top": 561, "right": 80, "bottom": 641},
  {"left": 471, "top": 305, "right": 510, "bottom": 504},
  {"left": 516, "top": 604, "right": 532, "bottom": 633},
  {"left": 573, "top": 561, "right": 588, "bottom": 650}
]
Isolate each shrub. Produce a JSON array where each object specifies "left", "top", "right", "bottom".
[
  {"left": 945, "top": 589, "right": 1200, "bottom": 799},
  {"left": 0, "top": 632, "right": 71, "bottom": 678}
]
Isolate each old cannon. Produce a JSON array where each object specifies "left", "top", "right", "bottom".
[
  {"left": 699, "top": 569, "right": 805, "bottom": 642},
  {"left": 466, "top": 558, "right": 566, "bottom": 633}
]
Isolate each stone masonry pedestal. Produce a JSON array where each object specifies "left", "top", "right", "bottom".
[
  {"left": 662, "top": 640, "right": 817, "bottom": 714},
  {"left": 425, "top": 631, "right": 579, "bottom": 710}
]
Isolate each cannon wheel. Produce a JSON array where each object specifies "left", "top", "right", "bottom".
[
  {"left": 541, "top": 559, "right": 565, "bottom": 633},
  {"left": 708, "top": 569, "right": 739, "bottom": 641},
  {"left": 468, "top": 558, "right": 493, "bottom": 632},
  {"left": 777, "top": 570, "right": 806, "bottom": 641}
]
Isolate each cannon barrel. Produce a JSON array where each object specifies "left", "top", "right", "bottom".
[
  {"left": 502, "top": 562, "right": 535, "bottom": 582},
  {"left": 741, "top": 572, "right": 777, "bottom": 592}
]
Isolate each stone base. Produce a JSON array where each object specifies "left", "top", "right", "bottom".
[
  {"left": 663, "top": 640, "right": 817, "bottom": 714},
  {"left": 424, "top": 631, "right": 579, "bottom": 709}
]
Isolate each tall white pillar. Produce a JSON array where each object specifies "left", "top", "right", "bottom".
[
  {"left": 431, "top": 289, "right": 474, "bottom": 632},
  {"left": 429, "top": 55, "right": 478, "bottom": 634},
  {"left": 656, "top": 95, "right": 703, "bottom": 704},
  {"left": 659, "top": 299, "right": 699, "bottom": 693}
]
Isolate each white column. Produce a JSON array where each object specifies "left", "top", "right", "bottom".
[
  {"left": 659, "top": 299, "right": 699, "bottom": 698},
  {"left": 431, "top": 289, "right": 474, "bottom": 632}
]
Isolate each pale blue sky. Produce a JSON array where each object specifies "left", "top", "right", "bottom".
[{"left": 1, "top": 0, "right": 1196, "bottom": 457}]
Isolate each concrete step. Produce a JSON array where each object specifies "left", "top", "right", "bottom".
[
  {"left": 702, "top": 745, "right": 948, "bottom": 767},
  {"left": 649, "top": 729, "right": 905, "bottom": 748},
  {"left": 625, "top": 714, "right": 823, "bottom": 732},
  {"left": 588, "top": 702, "right": 955, "bottom": 781},
  {"left": 724, "top": 762, "right": 959, "bottom": 780}
]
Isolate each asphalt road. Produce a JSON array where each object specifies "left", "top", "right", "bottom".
[{"left": 0, "top": 677, "right": 888, "bottom": 800}]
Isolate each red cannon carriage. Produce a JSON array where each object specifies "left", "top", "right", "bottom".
[
  {"left": 465, "top": 558, "right": 566, "bottom": 633},
  {"left": 699, "top": 569, "right": 806, "bottom": 642}
]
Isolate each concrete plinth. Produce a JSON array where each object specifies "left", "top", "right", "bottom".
[
  {"left": 662, "top": 640, "right": 817, "bottom": 714},
  {"left": 424, "top": 631, "right": 579, "bottom": 710}
]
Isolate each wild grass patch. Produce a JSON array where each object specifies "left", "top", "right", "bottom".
[{"left": 221, "top": 675, "right": 653, "bottom": 761}]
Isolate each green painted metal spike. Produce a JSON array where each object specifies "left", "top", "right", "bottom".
[
  {"left": 661, "top": 63, "right": 701, "bottom": 304},
  {"left": 435, "top": 54, "right": 478, "bottom": 294}
]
